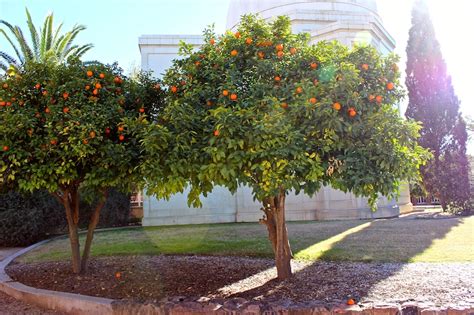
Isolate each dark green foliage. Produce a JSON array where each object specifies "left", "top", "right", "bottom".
[
  {"left": 0, "top": 190, "right": 62, "bottom": 246},
  {"left": 79, "top": 189, "right": 131, "bottom": 229},
  {"left": 0, "top": 189, "right": 132, "bottom": 247}
]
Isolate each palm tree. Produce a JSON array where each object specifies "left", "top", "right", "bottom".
[{"left": 0, "top": 8, "right": 93, "bottom": 71}]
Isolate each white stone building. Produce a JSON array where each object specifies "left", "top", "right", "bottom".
[{"left": 139, "top": 0, "right": 412, "bottom": 226}]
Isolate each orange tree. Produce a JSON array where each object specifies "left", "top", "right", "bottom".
[
  {"left": 0, "top": 60, "right": 163, "bottom": 273},
  {"left": 142, "top": 15, "right": 429, "bottom": 279}
]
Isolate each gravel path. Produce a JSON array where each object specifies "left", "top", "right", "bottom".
[{"left": 6, "top": 255, "right": 474, "bottom": 307}]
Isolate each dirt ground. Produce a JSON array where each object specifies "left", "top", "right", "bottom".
[{"left": 6, "top": 255, "right": 474, "bottom": 307}]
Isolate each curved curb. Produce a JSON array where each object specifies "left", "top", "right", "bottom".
[
  {"left": 1, "top": 240, "right": 474, "bottom": 315},
  {"left": 0, "top": 239, "right": 114, "bottom": 315}
]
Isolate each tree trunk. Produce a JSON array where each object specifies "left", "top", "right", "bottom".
[
  {"left": 260, "top": 189, "right": 293, "bottom": 280},
  {"left": 56, "top": 188, "right": 82, "bottom": 274},
  {"left": 81, "top": 190, "right": 108, "bottom": 272}
]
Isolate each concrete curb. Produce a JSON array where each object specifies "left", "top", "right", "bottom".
[{"left": 0, "top": 239, "right": 114, "bottom": 315}]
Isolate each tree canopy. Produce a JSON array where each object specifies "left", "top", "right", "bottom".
[
  {"left": 142, "top": 15, "right": 429, "bottom": 279},
  {"left": 405, "top": 0, "right": 470, "bottom": 210},
  {"left": 0, "top": 60, "right": 163, "bottom": 273}
]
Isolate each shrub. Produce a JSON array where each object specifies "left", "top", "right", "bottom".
[
  {"left": 0, "top": 189, "right": 132, "bottom": 247},
  {"left": 0, "top": 191, "right": 62, "bottom": 246}
]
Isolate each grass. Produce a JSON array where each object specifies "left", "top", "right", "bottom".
[{"left": 17, "top": 215, "right": 474, "bottom": 264}]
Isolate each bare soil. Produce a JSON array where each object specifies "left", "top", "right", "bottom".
[{"left": 6, "top": 255, "right": 474, "bottom": 307}]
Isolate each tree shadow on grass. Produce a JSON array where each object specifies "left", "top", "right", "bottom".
[{"left": 224, "top": 215, "right": 470, "bottom": 304}]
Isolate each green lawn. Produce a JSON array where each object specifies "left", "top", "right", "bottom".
[{"left": 18, "top": 215, "right": 474, "bottom": 264}]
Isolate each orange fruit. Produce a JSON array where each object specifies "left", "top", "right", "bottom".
[
  {"left": 275, "top": 43, "right": 284, "bottom": 51},
  {"left": 361, "top": 64, "right": 369, "bottom": 71},
  {"left": 257, "top": 51, "right": 265, "bottom": 59},
  {"left": 245, "top": 38, "right": 252, "bottom": 45},
  {"left": 290, "top": 47, "right": 297, "bottom": 55},
  {"left": 281, "top": 102, "right": 288, "bottom": 109},
  {"left": 368, "top": 94, "right": 375, "bottom": 102},
  {"left": 213, "top": 129, "right": 220, "bottom": 136},
  {"left": 95, "top": 83, "right": 102, "bottom": 89},
  {"left": 209, "top": 38, "right": 215, "bottom": 45},
  {"left": 63, "top": 92, "right": 69, "bottom": 100},
  {"left": 347, "top": 299, "right": 356, "bottom": 305},
  {"left": 386, "top": 82, "right": 394, "bottom": 90},
  {"left": 3, "top": 145, "right": 9, "bottom": 151},
  {"left": 170, "top": 86, "right": 178, "bottom": 93},
  {"left": 2, "top": 83, "right": 8, "bottom": 89},
  {"left": 234, "top": 31, "right": 241, "bottom": 38},
  {"left": 206, "top": 100, "right": 213, "bottom": 106},
  {"left": 296, "top": 87, "right": 303, "bottom": 94},
  {"left": 195, "top": 61, "right": 201, "bottom": 67},
  {"left": 230, "top": 93, "right": 237, "bottom": 101},
  {"left": 63, "top": 107, "right": 70, "bottom": 113},
  {"left": 222, "top": 90, "right": 229, "bottom": 96},
  {"left": 274, "top": 76, "right": 281, "bottom": 82},
  {"left": 276, "top": 51, "right": 284, "bottom": 58},
  {"left": 99, "top": 73, "right": 105, "bottom": 79},
  {"left": 333, "top": 102, "right": 341, "bottom": 111},
  {"left": 348, "top": 107, "right": 357, "bottom": 117},
  {"left": 89, "top": 131, "right": 96, "bottom": 138},
  {"left": 114, "top": 76, "right": 122, "bottom": 84},
  {"left": 118, "top": 126, "right": 124, "bottom": 132},
  {"left": 35, "top": 83, "right": 41, "bottom": 89},
  {"left": 231, "top": 49, "right": 238, "bottom": 57},
  {"left": 309, "top": 97, "right": 317, "bottom": 104},
  {"left": 44, "top": 107, "right": 50, "bottom": 113},
  {"left": 42, "top": 90, "right": 48, "bottom": 96},
  {"left": 50, "top": 139, "right": 57, "bottom": 145},
  {"left": 139, "top": 107, "right": 145, "bottom": 113},
  {"left": 119, "top": 135, "right": 125, "bottom": 141},
  {"left": 310, "top": 62, "right": 318, "bottom": 69},
  {"left": 6, "top": 102, "right": 11, "bottom": 106},
  {"left": 115, "top": 272, "right": 121, "bottom": 279},
  {"left": 0, "top": 101, "right": 5, "bottom": 107},
  {"left": 82, "top": 139, "right": 89, "bottom": 145},
  {"left": 376, "top": 95, "right": 383, "bottom": 103},
  {"left": 85, "top": 85, "right": 91, "bottom": 91},
  {"left": 93, "top": 89, "right": 99, "bottom": 95},
  {"left": 86, "top": 70, "right": 93, "bottom": 77}
]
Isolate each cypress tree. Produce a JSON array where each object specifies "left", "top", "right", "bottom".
[{"left": 405, "top": 0, "right": 470, "bottom": 211}]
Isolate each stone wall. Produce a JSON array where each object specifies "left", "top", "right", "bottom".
[{"left": 142, "top": 185, "right": 410, "bottom": 226}]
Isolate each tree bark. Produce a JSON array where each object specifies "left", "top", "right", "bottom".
[
  {"left": 57, "top": 188, "right": 82, "bottom": 274},
  {"left": 260, "top": 189, "right": 293, "bottom": 280},
  {"left": 81, "top": 189, "right": 108, "bottom": 272}
]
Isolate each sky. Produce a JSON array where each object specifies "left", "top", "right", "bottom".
[{"left": 1, "top": 0, "right": 473, "bottom": 148}]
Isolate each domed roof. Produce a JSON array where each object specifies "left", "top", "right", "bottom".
[{"left": 226, "top": 0, "right": 379, "bottom": 30}]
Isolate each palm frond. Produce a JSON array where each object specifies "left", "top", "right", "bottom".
[
  {"left": 25, "top": 8, "right": 39, "bottom": 57},
  {"left": 12, "top": 26, "right": 33, "bottom": 62},
  {"left": 0, "top": 51, "right": 20, "bottom": 68},
  {"left": 39, "top": 13, "right": 52, "bottom": 58},
  {"left": 52, "top": 22, "right": 63, "bottom": 47},
  {"left": 45, "top": 12, "right": 53, "bottom": 51},
  {"left": 0, "top": 21, "right": 24, "bottom": 63},
  {"left": 71, "top": 44, "right": 93, "bottom": 59},
  {"left": 0, "top": 61, "right": 8, "bottom": 71}
]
